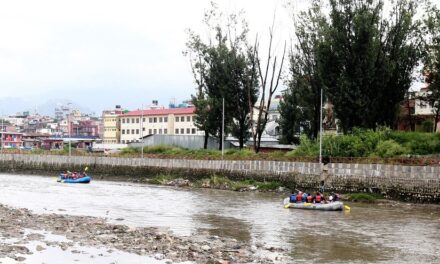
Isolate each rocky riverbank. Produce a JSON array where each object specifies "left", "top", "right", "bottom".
[{"left": 0, "top": 204, "right": 287, "bottom": 263}]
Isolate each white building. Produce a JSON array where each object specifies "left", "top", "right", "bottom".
[
  {"left": 414, "top": 87, "right": 435, "bottom": 116},
  {"left": 119, "top": 107, "right": 202, "bottom": 144}
]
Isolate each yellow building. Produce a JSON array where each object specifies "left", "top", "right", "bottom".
[
  {"left": 119, "top": 107, "right": 201, "bottom": 144},
  {"left": 102, "top": 108, "right": 122, "bottom": 144}
]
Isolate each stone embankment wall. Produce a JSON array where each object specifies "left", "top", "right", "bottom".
[{"left": 0, "top": 154, "right": 438, "bottom": 202}]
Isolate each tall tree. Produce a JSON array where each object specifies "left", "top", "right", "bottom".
[
  {"left": 185, "top": 3, "right": 258, "bottom": 149},
  {"left": 229, "top": 48, "right": 259, "bottom": 148},
  {"left": 278, "top": 86, "right": 301, "bottom": 144},
  {"left": 252, "top": 26, "right": 286, "bottom": 153},
  {"left": 423, "top": 3, "right": 440, "bottom": 132},
  {"left": 319, "top": 0, "right": 423, "bottom": 133},
  {"left": 280, "top": 1, "right": 327, "bottom": 142}
]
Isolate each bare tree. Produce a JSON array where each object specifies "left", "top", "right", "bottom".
[{"left": 251, "top": 25, "right": 286, "bottom": 153}]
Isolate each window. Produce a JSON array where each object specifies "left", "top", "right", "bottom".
[
  {"left": 192, "top": 128, "right": 196, "bottom": 134},
  {"left": 132, "top": 118, "right": 135, "bottom": 123},
  {"left": 192, "top": 116, "right": 195, "bottom": 122},
  {"left": 122, "top": 119, "right": 126, "bottom": 124},
  {"left": 175, "top": 116, "right": 179, "bottom": 122},
  {"left": 159, "top": 129, "right": 162, "bottom": 134},
  {"left": 186, "top": 128, "right": 190, "bottom": 134},
  {"left": 136, "top": 129, "right": 139, "bottom": 134},
  {"left": 149, "top": 118, "right": 153, "bottom": 123},
  {"left": 154, "top": 117, "right": 157, "bottom": 123},
  {"left": 181, "top": 128, "right": 184, "bottom": 134},
  {"left": 159, "top": 117, "right": 163, "bottom": 122},
  {"left": 187, "top": 116, "right": 190, "bottom": 122},
  {"left": 136, "top": 118, "right": 139, "bottom": 123},
  {"left": 142, "top": 127, "right": 145, "bottom": 131},
  {"left": 122, "top": 140, "right": 125, "bottom": 143},
  {"left": 143, "top": 118, "right": 145, "bottom": 122},
  {"left": 131, "top": 129, "right": 135, "bottom": 134},
  {"left": 153, "top": 129, "right": 157, "bottom": 134},
  {"left": 127, "top": 119, "right": 130, "bottom": 123},
  {"left": 175, "top": 129, "right": 179, "bottom": 134},
  {"left": 127, "top": 130, "right": 130, "bottom": 134},
  {"left": 164, "top": 129, "right": 167, "bottom": 134},
  {"left": 164, "top": 117, "right": 168, "bottom": 122},
  {"left": 149, "top": 129, "right": 152, "bottom": 134},
  {"left": 122, "top": 129, "right": 125, "bottom": 134}
]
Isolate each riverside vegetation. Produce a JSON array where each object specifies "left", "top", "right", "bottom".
[
  {"left": 144, "top": 174, "right": 383, "bottom": 203},
  {"left": 5, "top": 129, "right": 440, "bottom": 163}
]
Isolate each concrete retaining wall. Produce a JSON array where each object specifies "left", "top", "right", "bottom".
[{"left": 0, "top": 154, "right": 438, "bottom": 202}]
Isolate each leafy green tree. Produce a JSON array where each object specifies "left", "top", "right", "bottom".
[
  {"left": 229, "top": 48, "right": 259, "bottom": 148},
  {"left": 423, "top": 3, "right": 440, "bottom": 132},
  {"left": 280, "top": 1, "right": 327, "bottom": 142},
  {"left": 185, "top": 3, "right": 258, "bottom": 149},
  {"left": 278, "top": 87, "right": 301, "bottom": 144},
  {"left": 319, "top": 0, "right": 424, "bottom": 133}
]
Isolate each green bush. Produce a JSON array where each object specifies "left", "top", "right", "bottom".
[
  {"left": 287, "top": 128, "right": 440, "bottom": 158},
  {"left": 374, "top": 139, "right": 408, "bottom": 158}
]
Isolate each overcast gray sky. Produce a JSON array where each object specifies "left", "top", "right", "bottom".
[{"left": 0, "top": 0, "right": 295, "bottom": 115}]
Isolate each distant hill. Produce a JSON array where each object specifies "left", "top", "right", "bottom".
[{"left": 0, "top": 97, "right": 95, "bottom": 117}]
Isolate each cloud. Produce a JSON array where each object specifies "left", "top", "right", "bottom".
[{"left": 0, "top": 0, "right": 291, "bottom": 114}]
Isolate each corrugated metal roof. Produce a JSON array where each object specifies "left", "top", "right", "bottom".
[{"left": 120, "top": 107, "right": 195, "bottom": 117}]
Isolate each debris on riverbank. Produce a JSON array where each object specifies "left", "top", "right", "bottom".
[
  {"left": 146, "top": 174, "right": 286, "bottom": 193},
  {"left": 0, "top": 204, "right": 287, "bottom": 263}
]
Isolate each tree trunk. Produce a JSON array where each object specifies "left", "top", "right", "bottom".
[
  {"left": 434, "top": 110, "right": 439, "bottom": 132},
  {"left": 239, "top": 136, "right": 244, "bottom": 149},
  {"left": 203, "top": 133, "right": 209, "bottom": 149},
  {"left": 218, "top": 129, "right": 223, "bottom": 151}
]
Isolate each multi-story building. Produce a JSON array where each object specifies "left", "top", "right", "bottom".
[
  {"left": 70, "top": 119, "right": 101, "bottom": 137},
  {"left": 102, "top": 106, "right": 123, "bottom": 144},
  {"left": 0, "top": 131, "right": 23, "bottom": 148},
  {"left": 119, "top": 107, "right": 201, "bottom": 144}
]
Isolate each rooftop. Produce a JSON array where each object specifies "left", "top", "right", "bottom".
[{"left": 120, "top": 107, "right": 195, "bottom": 117}]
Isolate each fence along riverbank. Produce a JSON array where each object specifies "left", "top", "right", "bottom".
[{"left": 0, "top": 154, "right": 438, "bottom": 203}]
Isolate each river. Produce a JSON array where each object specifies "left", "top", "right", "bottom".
[{"left": 0, "top": 173, "right": 439, "bottom": 263}]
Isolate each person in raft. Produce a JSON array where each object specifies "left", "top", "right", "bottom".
[
  {"left": 302, "top": 192, "right": 308, "bottom": 202},
  {"left": 296, "top": 191, "right": 303, "bottom": 203},
  {"left": 314, "top": 192, "right": 324, "bottom": 203},
  {"left": 328, "top": 192, "right": 340, "bottom": 202},
  {"left": 289, "top": 192, "right": 297, "bottom": 203}
]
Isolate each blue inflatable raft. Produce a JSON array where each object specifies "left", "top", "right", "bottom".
[{"left": 58, "top": 175, "right": 91, "bottom": 184}]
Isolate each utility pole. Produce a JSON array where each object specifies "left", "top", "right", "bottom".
[
  {"left": 222, "top": 97, "right": 225, "bottom": 159},
  {"left": 319, "top": 88, "right": 323, "bottom": 164},
  {"left": 141, "top": 104, "right": 144, "bottom": 158},
  {"left": 68, "top": 114, "right": 72, "bottom": 157}
]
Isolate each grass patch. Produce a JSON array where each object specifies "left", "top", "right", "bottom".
[
  {"left": 256, "top": 181, "right": 282, "bottom": 191},
  {"left": 148, "top": 174, "right": 180, "bottom": 185},
  {"left": 345, "top": 193, "right": 384, "bottom": 202},
  {"left": 194, "top": 175, "right": 282, "bottom": 191}
]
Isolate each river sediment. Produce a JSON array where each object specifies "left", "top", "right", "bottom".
[{"left": 0, "top": 204, "right": 286, "bottom": 263}]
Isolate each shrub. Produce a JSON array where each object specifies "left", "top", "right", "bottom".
[{"left": 374, "top": 140, "right": 408, "bottom": 158}]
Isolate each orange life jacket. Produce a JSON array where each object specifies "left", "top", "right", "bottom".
[
  {"left": 296, "top": 194, "right": 302, "bottom": 202},
  {"left": 315, "top": 195, "right": 322, "bottom": 203},
  {"left": 307, "top": 195, "right": 313, "bottom": 203}
]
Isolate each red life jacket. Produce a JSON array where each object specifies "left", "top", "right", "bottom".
[
  {"left": 296, "top": 194, "right": 302, "bottom": 202},
  {"left": 315, "top": 195, "right": 322, "bottom": 203},
  {"left": 307, "top": 195, "right": 313, "bottom": 203}
]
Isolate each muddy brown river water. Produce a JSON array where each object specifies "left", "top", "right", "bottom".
[{"left": 0, "top": 173, "right": 439, "bottom": 263}]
